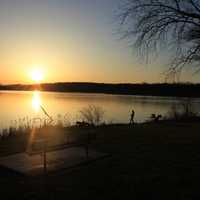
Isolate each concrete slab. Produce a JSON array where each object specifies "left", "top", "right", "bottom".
[{"left": 0, "top": 147, "right": 108, "bottom": 176}]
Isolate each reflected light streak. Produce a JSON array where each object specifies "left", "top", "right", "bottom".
[
  {"left": 32, "top": 91, "right": 41, "bottom": 113},
  {"left": 26, "top": 127, "right": 36, "bottom": 154}
]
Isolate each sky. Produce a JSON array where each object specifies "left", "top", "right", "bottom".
[{"left": 0, "top": 0, "right": 199, "bottom": 84}]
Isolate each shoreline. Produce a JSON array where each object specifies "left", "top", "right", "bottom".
[
  {"left": 1, "top": 122, "right": 200, "bottom": 199},
  {"left": 1, "top": 84, "right": 200, "bottom": 98}
]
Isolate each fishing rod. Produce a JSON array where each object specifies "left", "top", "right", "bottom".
[{"left": 40, "top": 104, "right": 53, "bottom": 124}]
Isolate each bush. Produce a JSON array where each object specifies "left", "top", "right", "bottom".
[{"left": 79, "top": 105, "right": 105, "bottom": 126}]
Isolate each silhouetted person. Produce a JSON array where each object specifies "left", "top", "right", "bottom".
[{"left": 129, "top": 109, "right": 135, "bottom": 125}]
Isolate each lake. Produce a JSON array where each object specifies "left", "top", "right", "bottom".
[{"left": 0, "top": 90, "right": 200, "bottom": 130}]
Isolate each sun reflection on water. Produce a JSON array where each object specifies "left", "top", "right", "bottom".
[{"left": 32, "top": 91, "right": 41, "bottom": 112}]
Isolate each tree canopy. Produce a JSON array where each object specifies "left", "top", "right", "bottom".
[{"left": 119, "top": 0, "right": 200, "bottom": 76}]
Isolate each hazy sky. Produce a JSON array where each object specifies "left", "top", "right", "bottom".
[{"left": 0, "top": 0, "right": 199, "bottom": 84}]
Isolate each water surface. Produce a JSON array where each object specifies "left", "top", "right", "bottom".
[{"left": 0, "top": 90, "right": 200, "bottom": 129}]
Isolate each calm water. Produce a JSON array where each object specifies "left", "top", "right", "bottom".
[{"left": 0, "top": 90, "right": 200, "bottom": 129}]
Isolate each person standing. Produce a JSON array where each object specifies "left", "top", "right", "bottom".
[{"left": 129, "top": 109, "right": 135, "bottom": 125}]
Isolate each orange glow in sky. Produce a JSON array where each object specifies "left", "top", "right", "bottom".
[
  {"left": 30, "top": 69, "right": 44, "bottom": 83},
  {"left": 0, "top": 1, "right": 198, "bottom": 84}
]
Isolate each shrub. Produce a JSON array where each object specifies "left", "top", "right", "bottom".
[{"left": 79, "top": 105, "right": 105, "bottom": 126}]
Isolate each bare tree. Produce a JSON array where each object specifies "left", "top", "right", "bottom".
[{"left": 119, "top": 0, "right": 200, "bottom": 75}]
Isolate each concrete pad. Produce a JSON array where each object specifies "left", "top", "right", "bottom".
[{"left": 0, "top": 147, "right": 108, "bottom": 176}]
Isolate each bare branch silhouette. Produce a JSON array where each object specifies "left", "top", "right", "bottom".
[{"left": 119, "top": 0, "right": 200, "bottom": 76}]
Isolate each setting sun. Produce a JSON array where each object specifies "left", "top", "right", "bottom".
[{"left": 30, "top": 69, "right": 44, "bottom": 83}]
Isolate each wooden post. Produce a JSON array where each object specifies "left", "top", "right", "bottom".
[
  {"left": 86, "top": 131, "right": 89, "bottom": 158},
  {"left": 86, "top": 144, "right": 89, "bottom": 159},
  {"left": 43, "top": 140, "right": 47, "bottom": 175}
]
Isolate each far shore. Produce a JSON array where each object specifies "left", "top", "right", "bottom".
[{"left": 1, "top": 82, "right": 200, "bottom": 98}]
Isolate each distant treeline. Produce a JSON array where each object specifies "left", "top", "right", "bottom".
[{"left": 0, "top": 82, "right": 200, "bottom": 97}]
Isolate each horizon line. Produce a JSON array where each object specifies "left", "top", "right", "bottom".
[{"left": 0, "top": 81, "right": 200, "bottom": 86}]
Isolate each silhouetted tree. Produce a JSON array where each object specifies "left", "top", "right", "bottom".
[{"left": 119, "top": 0, "right": 200, "bottom": 74}]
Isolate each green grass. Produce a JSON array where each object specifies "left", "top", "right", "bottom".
[{"left": 1, "top": 122, "right": 200, "bottom": 199}]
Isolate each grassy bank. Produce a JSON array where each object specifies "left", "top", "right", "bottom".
[{"left": 1, "top": 122, "right": 200, "bottom": 199}]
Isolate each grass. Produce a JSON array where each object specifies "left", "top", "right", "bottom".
[{"left": 1, "top": 122, "right": 200, "bottom": 199}]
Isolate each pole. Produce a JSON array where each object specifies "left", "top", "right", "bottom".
[{"left": 43, "top": 140, "right": 47, "bottom": 175}]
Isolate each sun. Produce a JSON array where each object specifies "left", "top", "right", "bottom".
[{"left": 30, "top": 69, "right": 44, "bottom": 83}]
